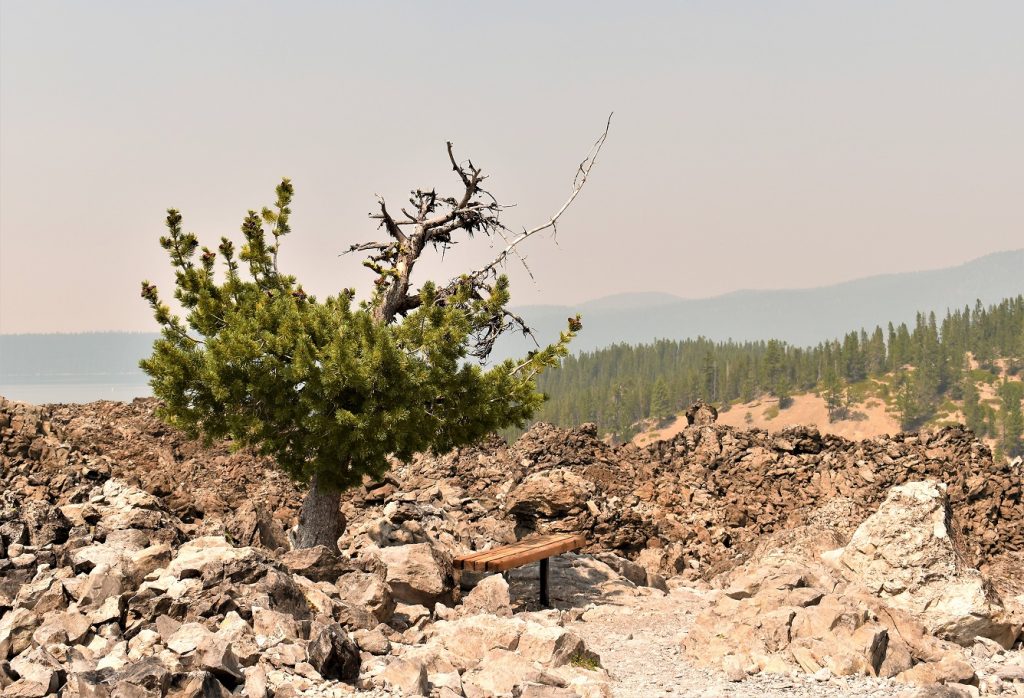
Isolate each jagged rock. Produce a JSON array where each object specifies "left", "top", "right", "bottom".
[
  {"left": 462, "top": 574, "right": 513, "bottom": 617},
  {"left": 166, "top": 536, "right": 263, "bottom": 581},
  {"left": 506, "top": 469, "right": 594, "bottom": 522},
  {"left": 378, "top": 542, "right": 456, "bottom": 607},
  {"left": 377, "top": 657, "right": 429, "bottom": 696},
  {"left": 351, "top": 627, "right": 391, "bottom": 655},
  {"left": 335, "top": 563, "right": 395, "bottom": 625},
  {"left": 427, "top": 614, "right": 525, "bottom": 670},
  {"left": 594, "top": 552, "right": 647, "bottom": 588},
  {"left": 15, "top": 576, "right": 67, "bottom": 616},
  {"left": 9, "top": 647, "right": 66, "bottom": 694},
  {"left": 214, "top": 612, "right": 260, "bottom": 667},
  {"left": 193, "top": 636, "right": 243, "bottom": 687},
  {"left": 280, "top": 545, "right": 349, "bottom": 583},
  {"left": 166, "top": 622, "right": 214, "bottom": 655},
  {"left": 685, "top": 515, "right": 929, "bottom": 679},
  {"left": 431, "top": 671, "right": 464, "bottom": 696},
  {"left": 2, "top": 397, "right": 1023, "bottom": 698},
  {"left": 252, "top": 607, "right": 299, "bottom": 646},
  {"left": 241, "top": 665, "right": 268, "bottom": 698},
  {"left": 895, "top": 655, "right": 978, "bottom": 686},
  {"left": 685, "top": 400, "right": 718, "bottom": 426},
  {"left": 77, "top": 563, "right": 126, "bottom": 610},
  {"left": 2, "top": 679, "right": 55, "bottom": 697},
  {"left": 837, "top": 481, "right": 1018, "bottom": 647},
  {"left": 124, "top": 543, "right": 173, "bottom": 587},
  {"left": 518, "top": 623, "right": 591, "bottom": 667},
  {"left": 166, "top": 671, "right": 232, "bottom": 698},
  {"left": 305, "top": 622, "right": 360, "bottom": 681},
  {"left": 18, "top": 500, "right": 71, "bottom": 547},
  {"left": 107, "top": 656, "right": 172, "bottom": 695},
  {"left": 0, "top": 608, "right": 40, "bottom": 660},
  {"left": 31, "top": 610, "right": 92, "bottom": 648},
  {"left": 461, "top": 648, "right": 555, "bottom": 696}
]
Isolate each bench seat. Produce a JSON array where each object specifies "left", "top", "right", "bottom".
[{"left": 453, "top": 533, "right": 587, "bottom": 606}]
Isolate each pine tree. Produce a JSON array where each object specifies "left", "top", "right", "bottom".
[
  {"left": 894, "top": 371, "right": 923, "bottom": 432},
  {"left": 824, "top": 361, "right": 844, "bottom": 421},
  {"left": 999, "top": 380, "right": 1024, "bottom": 458},
  {"left": 649, "top": 377, "right": 672, "bottom": 422},
  {"left": 962, "top": 377, "right": 984, "bottom": 435},
  {"left": 140, "top": 124, "right": 609, "bottom": 548},
  {"left": 776, "top": 374, "right": 793, "bottom": 409}
]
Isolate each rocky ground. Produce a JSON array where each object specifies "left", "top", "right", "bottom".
[{"left": 1, "top": 396, "right": 1023, "bottom": 697}]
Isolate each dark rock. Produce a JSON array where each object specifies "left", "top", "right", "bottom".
[{"left": 306, "top": 622, "right": 360, "bottom": 681}]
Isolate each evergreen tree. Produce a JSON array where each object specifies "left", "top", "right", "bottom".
[
  {"left": 824, "top": 361, "right": 844, "bottom": 421},
  {"left": 140, "top": 125, "right": 609, "bottom": 547},
  {"left": 894, "top": 371, "right": 922, "bottom": 432},
  {"left": 776, "top": 374, "right": 793, "bottom": 409},
  {"left": 999, "top": 380, "right": 1024, "bottom": 458},
  {"left": 962, "top": 377, "right": 984, "bottom": 435},
  {"left": 701, "top": 351, "right": 717, "bottom": 402},
  {"left": 649, "top": 377, "right": 672, "bottom": 421}
]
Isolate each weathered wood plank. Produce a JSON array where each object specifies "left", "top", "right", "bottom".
[
  {"left": 454, "top": 533, "right": 586, "bottom": 573},
  {"left": 456, "top": 535, "right": 573, "bottom": 571},
  {"left": 455, "top": 534, "right": 566, "bottom": 565}
]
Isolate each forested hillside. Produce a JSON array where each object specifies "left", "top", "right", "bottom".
[{"left": 528, "top": 296, "right": 1024, "bottom": 457}]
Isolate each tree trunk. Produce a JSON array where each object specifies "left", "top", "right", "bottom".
[{"left": 294, "top": 473, "right": 345, "bottom": 550}]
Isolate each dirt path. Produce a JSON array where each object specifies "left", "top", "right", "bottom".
[{"left": 567, "top": 585, "right": 907, "bottom": 698}]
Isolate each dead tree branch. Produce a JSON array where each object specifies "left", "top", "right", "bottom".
[{"left": 350, "top": 114, "right": 612, "bottom": 359}]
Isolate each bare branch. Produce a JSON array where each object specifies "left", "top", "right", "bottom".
[
  {"left": 354, "top": 115, "right": 611, "bottom": 333},
  {"left": 340, "top": 240, "right": 393, "bottom": 256},
  {"left": 372, "top": 196, "right": 407, "bottom": 243},
  {"left": 450, "top": 113, "right": 612, "bottom": 290}
]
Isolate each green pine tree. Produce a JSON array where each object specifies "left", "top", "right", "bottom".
[
  {"left": 649, "top": 377, "right": 672, "bottom": 422},
  {"left": 999, "top": 380, "right": 1024, "bottom": 458},
  {"left": 962, "top": 377, "right": 984, "bottom": 435},
  {"left": 823, "top": 362, "right": 844, "bottom": 422},
  {"left": 140, "top": 127, "right": 609, "bottom": 547}
]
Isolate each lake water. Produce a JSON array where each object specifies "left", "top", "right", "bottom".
[{"left": 0, "top": 383, "right": 152, "bottom": 405}]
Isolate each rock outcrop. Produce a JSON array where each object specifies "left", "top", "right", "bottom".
[
  {"left": 836, "top": 481, "right": 1019, "bottom": 648},
  {"left": 682, "top": 480, "right": 1023, "bottom": 695}
]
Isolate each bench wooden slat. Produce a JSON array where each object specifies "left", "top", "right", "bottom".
[
  {"left": 455, "top": 534, "right": 566, "bottom": 566},
  {"left": 461, "top": 537, "right": 568, "bottom": 573},
  {"left": 477, "top": 534, "right": 585, "bottom": 573},
  {"left": 454, "top": 533, "right": 586, "bottom": 573}
]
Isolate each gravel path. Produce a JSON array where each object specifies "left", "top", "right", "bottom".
[{"left": 567, "top": 585, "right": 907, "bottom": 698}]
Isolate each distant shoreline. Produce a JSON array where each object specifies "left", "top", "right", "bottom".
[{"left": 0, "top": 383, "right": 151, "bottom": 405}]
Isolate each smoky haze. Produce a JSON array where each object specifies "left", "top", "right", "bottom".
[{"left": 1, "top": 1, "right": 1022, "bottom": 334}]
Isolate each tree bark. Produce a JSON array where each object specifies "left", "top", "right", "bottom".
[{"left": 294, "top": 473, "right": 345, "bottom": 550}]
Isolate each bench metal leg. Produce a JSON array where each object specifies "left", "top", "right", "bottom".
[{"left": 539, "top": 558, "right": 550, "bottom": 608}]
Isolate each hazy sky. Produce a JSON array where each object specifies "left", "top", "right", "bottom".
[{"left": 1, "top": 1, "right": 1021, "bottom": 333}]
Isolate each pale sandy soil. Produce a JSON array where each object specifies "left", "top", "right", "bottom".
[{"left": 634, "top": 393, "right": 900, "bottom": 447}]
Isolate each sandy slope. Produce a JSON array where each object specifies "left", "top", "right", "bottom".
[{"left": 634, "top": 393, "right": 900, "bottom": 447}]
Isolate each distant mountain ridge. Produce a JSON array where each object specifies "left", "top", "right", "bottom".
[
  {"left": 491, "top": 249, "right": 1023, "bottom": 360},
  {"left": 1, "top": 250, "right": 1021, "bottom": 393}
]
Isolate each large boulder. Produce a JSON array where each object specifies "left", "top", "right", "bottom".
[
  {"left": 837, "top": 481, "right": 1018, "bottom": 647},
  {"left": 378, "top": 543, "right": 456, "bottom": 606},
  {"left": 166, "top": 536, "right": 265, "bottom": 581},
  {"left": 506, "top": 469, "right": 594, "bottom": 522},
  {"left": 280, "top": 545, "right": 349, "bottom": 583},
  {"left": 306, "top": 622, "right": 360, "bottom": 681},
  {"left": 462, "top": 573, "right": 513, "bottom": 618}
]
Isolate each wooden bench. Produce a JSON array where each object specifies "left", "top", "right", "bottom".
[{"left": 454, "top": 533, "right": 586, "bottom": 607}]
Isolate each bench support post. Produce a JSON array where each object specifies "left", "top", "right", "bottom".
[{"left": 539, "top": 557, "right": 550, "bottom": 608}]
